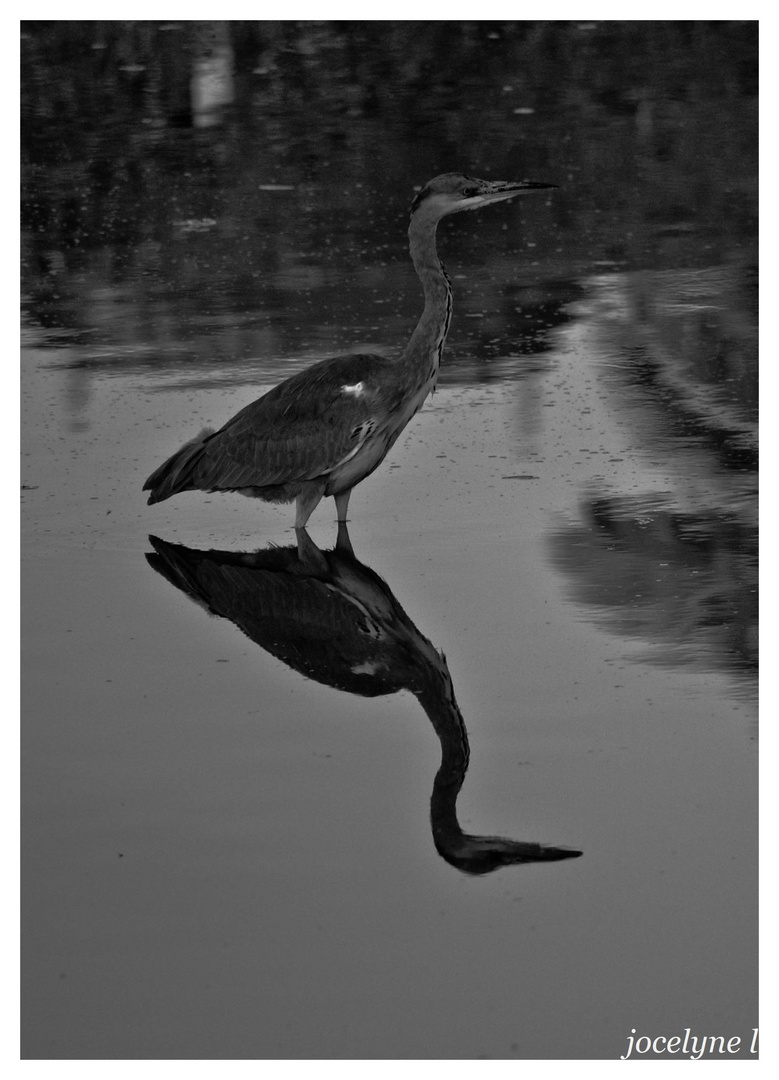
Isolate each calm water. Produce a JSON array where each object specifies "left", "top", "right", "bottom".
[{"left": 21, "top": 22, "right": 757, "bottom": 1060}]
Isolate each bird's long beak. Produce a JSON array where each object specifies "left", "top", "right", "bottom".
[
  {"left": 479, "top": 179, "right": 557, "bottom": 204},
  {"left": 450, "top": 178, "right": 556, "bottom": 215}
]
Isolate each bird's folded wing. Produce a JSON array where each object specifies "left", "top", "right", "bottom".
[{"left": 190, "top": 355, "right": 393, "bottom": 490}]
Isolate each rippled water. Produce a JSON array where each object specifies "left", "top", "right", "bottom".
[{"left": 21, "top": 22, "right": 757, "bottom": 1061}]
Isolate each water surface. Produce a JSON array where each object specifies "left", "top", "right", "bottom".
[{"left": 21, "top": 21, "right": 757, "bottom": 1061}]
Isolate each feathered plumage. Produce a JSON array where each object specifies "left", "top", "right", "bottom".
[{"left": 144, "top": 173, "right": 555, "bottom": 530}]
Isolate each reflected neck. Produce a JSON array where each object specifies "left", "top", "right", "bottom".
[{"left": 415, "top": 668, "right": 470, "bottom": 854}]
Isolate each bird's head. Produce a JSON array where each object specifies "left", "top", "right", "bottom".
[
  {"left": 410, "top": 171, "right": 556, "bottom": 219},
  {"left": 435, "top": 833, "right": 583, "bottom": 875}
]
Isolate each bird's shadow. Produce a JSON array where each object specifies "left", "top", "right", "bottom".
[{"left": 145, "top": 525, "right": 582, "bottom": 875}]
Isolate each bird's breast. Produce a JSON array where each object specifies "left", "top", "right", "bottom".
[
  {"left": 395, "top": 359, "right": 440, "bottom": 426},
  {"left": 326, "top": 356, "right": 440, "bottom": 496},
  {"left": 325, "top": 426, "right": 394, "bottom": 494}
]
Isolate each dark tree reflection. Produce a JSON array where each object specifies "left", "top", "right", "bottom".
[{"left": 21, "top": 21, "right": 757, "bottom": 385}]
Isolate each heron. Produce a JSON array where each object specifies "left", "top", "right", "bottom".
[{"left": 143, "top": 172, "right": 555, "bottom": 532}]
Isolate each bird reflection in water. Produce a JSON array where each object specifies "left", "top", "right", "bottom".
[{"left": 146, "top": 526, "right": 581, "bottom": 875}]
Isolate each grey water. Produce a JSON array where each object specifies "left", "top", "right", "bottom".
[{"left": 21, "top": 21, "right": 757, "bottom": 1060}]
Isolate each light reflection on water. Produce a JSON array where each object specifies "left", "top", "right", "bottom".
[
  {"left": 544, "top": 266, "right": 757, "bottom": 697},
  {"left": 24, "top": 258, "right": 758, "bottom": 696}
]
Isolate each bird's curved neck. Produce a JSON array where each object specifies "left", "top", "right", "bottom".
[
  {"left": 415, "top": 660, "right": 537, "bottom": 875},
  {"left": 402, "top": 215, "right": 453, "bottom": 379},
  {"left": 414, "top": 668, "right": 471, "bottom": 854}
]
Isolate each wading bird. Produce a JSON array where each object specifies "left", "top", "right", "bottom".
[{"left": 143, "top": 172, "right": 555, "bottom": 532}]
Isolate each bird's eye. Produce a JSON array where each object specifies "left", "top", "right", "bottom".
[{"left": 462, "top": 187, "right": 478, "bottom": 197}]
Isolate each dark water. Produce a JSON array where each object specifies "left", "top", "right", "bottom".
[{"left": 21, "top": 22, "right": 757, "bottom": 1061}]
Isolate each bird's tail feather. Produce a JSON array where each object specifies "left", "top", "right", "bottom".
[{"left": 143, "top": 427, "right": 215, "bottom": 505}]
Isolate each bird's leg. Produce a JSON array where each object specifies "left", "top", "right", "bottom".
[
  {"left": 334, "top": 492, "right": 354, "bottom": 555},
  {"left": 335, "top": 520, "right": 355, "bottom": 557},
  {"left": 334, "top": 489, "right": 351, "bottom": 524},
  {"left": 295, "top": 527, "right": 329, "bottom": 572},
  {"left": 295, "top": 484, "right": 325, "bottom": 529}
]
